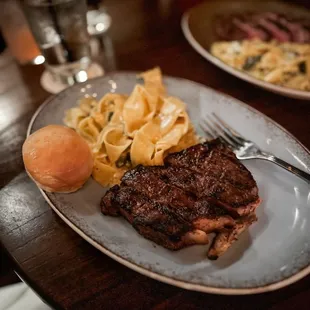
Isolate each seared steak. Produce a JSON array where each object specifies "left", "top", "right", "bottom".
[
  {"left": 101, "top": 139, "right": 261, "bottom": 258},
  {"left": 207, "top": 213, "right": 257, "bottom": 260},
  {"left": 215, "top": 12, "right": 310, "bottom": 43},
  {"left": 163, "top": 140, "right": 259, "bottom": 215}
]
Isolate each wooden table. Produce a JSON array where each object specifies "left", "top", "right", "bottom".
[{"left": 1, "top": 0, "right": 310, "bottom": 309}]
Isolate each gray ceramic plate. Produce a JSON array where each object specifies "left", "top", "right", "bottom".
[
  {"left": 28, "top": 73, "right": 310, "bottom": 295},
  {"left": 181, "top": 1, "right": 310, "bottom": 100}
]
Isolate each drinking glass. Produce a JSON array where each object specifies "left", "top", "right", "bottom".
[{"left": 22, "top": 0, "right": 91, "bottom": 84}]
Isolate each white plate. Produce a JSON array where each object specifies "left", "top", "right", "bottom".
[
  {"left": 181, "top": 1, "right": 310, "bottom": 100},
  {"left": 28, "top": 73, "right": 310, "bottom": 295}
]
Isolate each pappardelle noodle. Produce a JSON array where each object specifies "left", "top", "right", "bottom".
[{"left": 64, "top": 68, "right": 198, "bottom": 186}]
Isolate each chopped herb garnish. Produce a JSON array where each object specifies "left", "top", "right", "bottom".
[
  {"left": 136, "top": 77, "right": 144, "bottom": 84},
  {"left": 116, "top": 152, "right": 131, "bottom": 168},
  {"left": 116, "top": 156, "right": 125, "bottom": 168},
  {"left": 298, "top": 61, "right": 307, "bottom": 74},
  {"left": 242, "top": 55, "right": 262, "bottom": 71},
  {"left": 107, "top": 111, "right": 114, "bottom": 122},
  {"left": 125, "top": 153, "right": 131, "bottom": 167}
]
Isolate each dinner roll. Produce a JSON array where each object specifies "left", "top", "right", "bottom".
[{"left": 22, "top": 125, "right": 93, "bottom": 193}]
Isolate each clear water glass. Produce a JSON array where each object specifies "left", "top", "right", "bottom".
[{"left": 22, "top": 0, "right": 91, "bottom": 84}]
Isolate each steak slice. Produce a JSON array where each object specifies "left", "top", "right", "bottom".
[
  {"left": 232, "top": 18, "right": 269, "bottom": 41},
  {"left": 101, "top": 139, "right": 261, "bottom": 258},
  {"left": 214, "top": 12, "right": 310, "bottom": 43},
  {"left": 277, "top": 17, "right": 310, "bottom": 43}
]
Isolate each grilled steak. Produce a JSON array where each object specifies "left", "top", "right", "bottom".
[
  {"left": 232, "top": 18, "right": 269, "bottom": 41},
  {"left": 163, "top": 140, "right": 259, "bottom": 215},
  {"left": 215, "top": 12, "right": 310, "bottom": 43},
  {"left": 101, "top": 139, "right": 261, "bottom": 258},
  {"left": 207, "top": 213, "right": 257, "bottom": 260}
]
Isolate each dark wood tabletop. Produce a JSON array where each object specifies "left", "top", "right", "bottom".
[{"left": 1, "top": 0, "right": 310, "bottom": 309}]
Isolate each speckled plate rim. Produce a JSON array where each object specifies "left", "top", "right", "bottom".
[
  {"left": 27, "top": 72, "right": 310, "bottom": 295},
  {"left": 181, "top": 13, "right": 310, "bottom": 100}
]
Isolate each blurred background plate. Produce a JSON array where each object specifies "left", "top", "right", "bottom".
[{"left": 181, "top": 0, "right": 310, "bottom": 100}]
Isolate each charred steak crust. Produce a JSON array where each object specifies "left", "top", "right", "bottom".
[
  {"left": 164, "top": 139, "right": 259, "bottom": 209},
  {"left": 101, "top": 185, "right": 121, "bottom": 216},
  {"left": 100, "top": 139, "right": 261, "bottom": 255}
]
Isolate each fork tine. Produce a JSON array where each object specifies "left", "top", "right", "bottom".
[
  {"left": 204, "top": 116, "right": 239, "bottom": 148},
  {"left": 202, "top": 118, "right": 237, "bottom": 148},
  {"left": 199, "top": 123, "right": 216, "bottom": 140},
  {"left": 209, "top": 115, "right": 243, "bottom": 146},
  {"left": 212, "top": 112, "right": 246, "bottom": 142},
  {"left": 200, "top": 121, "right": 227, "bottom": 144},
  {"left": 200, "top": 122, "right": 227, "bottom": 146}
]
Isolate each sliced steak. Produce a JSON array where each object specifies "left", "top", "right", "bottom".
[
  {"left": 253, "top": 16, "right": 291, "bottom": 42},
  {"left": 277, "top": 17, "right": 310, "bottom": 43},
  {"left": 214, "top": 14, "right": 247, "bottom": 41},
  {"left": 232, "top": 18, "right": 269, "bottom": 41},
  {"left": 214, "top": 11, "right": 310, "bottom": 43}
]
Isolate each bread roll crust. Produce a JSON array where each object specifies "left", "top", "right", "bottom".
[{"left": 23, "top": 125, "right": 93, "bottom": 193}]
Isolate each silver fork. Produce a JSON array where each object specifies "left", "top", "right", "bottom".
[{"left": 200, "top": 113, "right": 310, "bottom": 184}]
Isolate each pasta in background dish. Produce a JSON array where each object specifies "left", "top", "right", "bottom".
[
  {"left": 211, "top": 40, "right": 310, "bottom": 91},
  {"left": 64, "top": 68, "right": 198, "bottom": 186}
]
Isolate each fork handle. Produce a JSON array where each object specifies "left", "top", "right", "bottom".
[{"left": 258, "top": 153, "right": 310, "bottom": 184}]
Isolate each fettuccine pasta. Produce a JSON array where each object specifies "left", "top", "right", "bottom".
[
  {"left": 211, "top": 39, "right": 310, "bottom": 91},
  {"left": 64, "top": 68, "right": 198, "bottom": 186}
]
